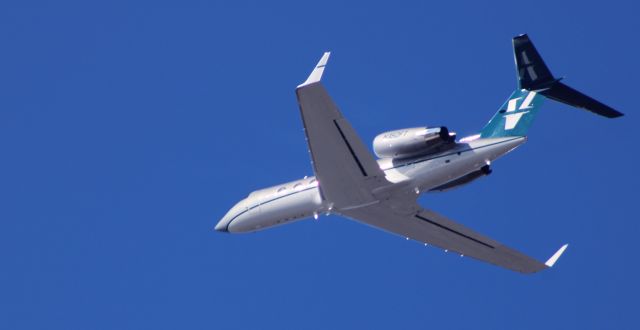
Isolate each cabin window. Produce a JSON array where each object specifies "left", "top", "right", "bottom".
[{"left": 445, "top": 159, "right": 450, "bottom": 163}]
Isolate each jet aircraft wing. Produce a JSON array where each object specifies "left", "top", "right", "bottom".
[
  {"left": 295, "top": 53, "right": 567, "bottom": 273},
  {"left": 295, "top": 53, "right": 390, "bottom": 209},
  {"left": 339, "top": 196, "right": 568, "bottom": 273}
]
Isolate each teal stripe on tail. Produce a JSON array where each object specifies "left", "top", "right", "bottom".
[{"left": 480, "top": 89, "right": 545, "bottom": 138}]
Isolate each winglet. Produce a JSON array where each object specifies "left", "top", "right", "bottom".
[
  {"left": 545, "top": 244, "right": 569, "bottom": 267},
  {"left": 297, "top": 52, "right": 331, "bottom": 88}
]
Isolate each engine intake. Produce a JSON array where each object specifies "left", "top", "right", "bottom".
[{"left": 373, "top": 126, "right": 455, "bottom": 158}]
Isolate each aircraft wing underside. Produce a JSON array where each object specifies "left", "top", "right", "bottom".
[
  {"left": 340, "top": 197, "right": 565, "bottom": 273},
  {"left": 295, "top": 52, "right": 390, "bottom": 209}
]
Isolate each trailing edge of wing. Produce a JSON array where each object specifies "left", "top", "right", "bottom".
[
  {"left": 298, "top": 52, "right": 331, "bottom": 88},
  {"left": 545, "top": 244, "right": 569, "bottom": 267},
  {"left": 340, "top": 198, "right": 566, "bottom": 273}
]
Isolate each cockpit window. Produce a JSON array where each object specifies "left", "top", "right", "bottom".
[
  {"left": 277, "top": 187, "right": 287, "bottom": 193},
  {"left": 293, "top": 183, "right": 302, "bottom": 190},
  {"left": 309, "top": 179, "right": 317, "bottom": 185}
]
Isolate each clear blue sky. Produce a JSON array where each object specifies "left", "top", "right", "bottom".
[{"left": 1, "top": 1, "right": 638, "bottom": 329}]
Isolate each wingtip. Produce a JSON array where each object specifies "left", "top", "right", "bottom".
[
  {"left": 545, "top": 243, "right": 569, "bottom": 267},
  {"left": 318, "top": 51, "right": 331, "bottom": 66},
  {"left": 297, "top": 52, "right": 331, "bottom": 88},
  {"left": 606, "top": 110, "right": 625, "bottom": 118}
]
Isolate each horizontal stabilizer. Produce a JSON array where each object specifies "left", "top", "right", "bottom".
[
  {"left": 545, "top": 244, "right": 569, "bottom": 267},
  {"left": 540, "top": 82, "right": 623, "bottom": 118},
  {"left": 513, "top": 34, "right": 623, "bottom": 118}
]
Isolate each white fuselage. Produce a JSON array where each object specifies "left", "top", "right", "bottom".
[{"left": 215, "top": 136, "right": 525, "bottom": 233}]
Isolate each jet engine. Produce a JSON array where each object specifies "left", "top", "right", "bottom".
[{"left": 373, "top": 126, "right": 455, "bottom": 159}]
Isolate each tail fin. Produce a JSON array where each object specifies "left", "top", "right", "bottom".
[
  {"left": 481, "top": 89, "right": 545, "bottom": 138},
  {"left": 481, "top": 34, "right": 623, "bottom": 138},
  {"left": 513, "top": 34, "right": 556, "bottom": 90}
]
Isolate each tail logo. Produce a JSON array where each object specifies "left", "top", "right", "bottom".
[
  {"left": 520, "top": 50, "right": 539, "bottom": 82},
  {"left": 504, "top": 91, "right": 536, "bottom": 130}
]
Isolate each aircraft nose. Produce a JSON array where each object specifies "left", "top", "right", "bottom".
[
  {"left": 215, "top": 207, "right": 234, "bottom": 232},
  {"left": 214, "top": 218, "right": 229, "bottom": 232},
  {"left": 215, "top": 199, "right": 246, "bottom": 232}
]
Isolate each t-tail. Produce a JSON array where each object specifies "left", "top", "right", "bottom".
[{"left": 480, "top": 34, "right": 623, "bottom": 138}]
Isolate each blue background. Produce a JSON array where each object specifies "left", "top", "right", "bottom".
[{"left": 1, "top": 1, "right": 638, "bottom": 329}]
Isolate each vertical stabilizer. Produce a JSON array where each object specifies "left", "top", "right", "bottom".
[{"left": 480, "top": 34, "right": 622, "bottom": 138}]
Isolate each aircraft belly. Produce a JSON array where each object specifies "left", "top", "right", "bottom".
[
  {"left": 389, "top": 137, "right": 524, "bottom": 192},
  {"left": 414, "top": 155, "right": 483, "bottom": 191}
]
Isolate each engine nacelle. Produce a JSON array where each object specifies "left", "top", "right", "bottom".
[{"left": 373, "top": 126, "right": 455, "bottom": 158}]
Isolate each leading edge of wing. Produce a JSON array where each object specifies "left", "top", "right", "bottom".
[{"left": 295, "top": 53, "right": 390, "bottom": 209}]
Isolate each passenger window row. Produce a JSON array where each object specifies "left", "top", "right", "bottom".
[{"left": 276, "top": 178, "right": 317, "bottom": 194}]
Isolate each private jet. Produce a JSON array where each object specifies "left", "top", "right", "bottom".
[{"left": 215, "top": 35, "right": 622, "bottom": 273}]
